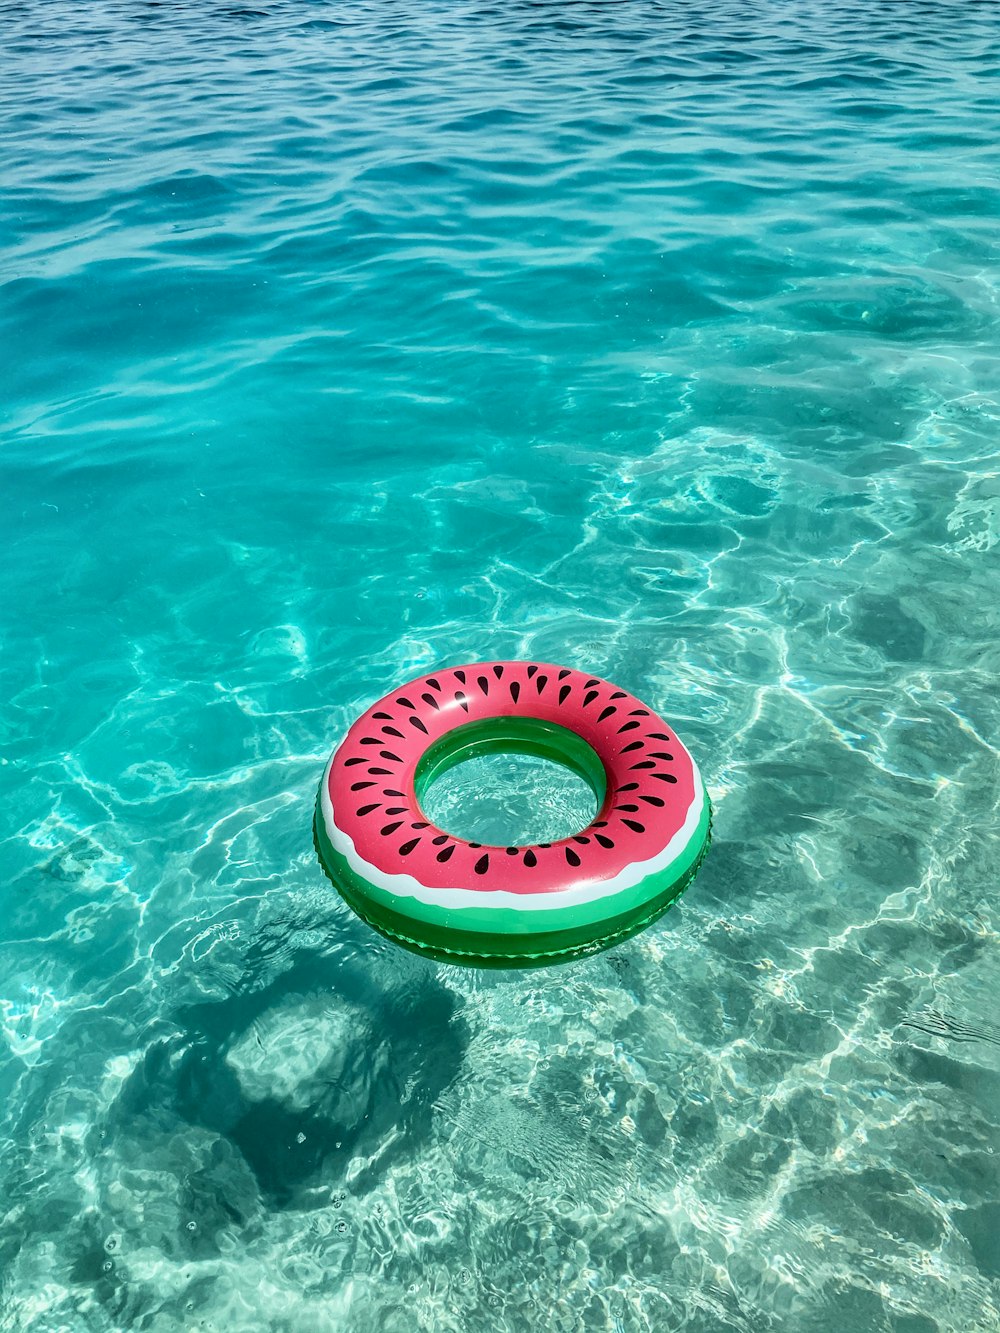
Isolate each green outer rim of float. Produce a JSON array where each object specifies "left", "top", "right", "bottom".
[
  {"left": 413, "top": 716, "right": 609, "bottom": 816},
  {"left": 314, "top": 785, "right": 712, "bottom": 968}
]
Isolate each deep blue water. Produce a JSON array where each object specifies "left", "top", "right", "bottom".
[{"left": 2, "top": 2, "right": 1000, "bottom": 1329}]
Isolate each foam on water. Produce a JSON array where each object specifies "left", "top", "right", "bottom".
[{"left": 2, "top": 1, "right": 999, "bottom": 1329}]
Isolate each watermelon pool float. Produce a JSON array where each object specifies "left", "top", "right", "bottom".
[{"left": 314, "top": 661, "right": 711, "bottom": 968}]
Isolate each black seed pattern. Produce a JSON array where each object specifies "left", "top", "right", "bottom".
[
  {"left": 610, "top": 691, "right": 627, "bottom": 700},
  {"left": 409, "top": 716, "right": 428, "bottom": 734},
  {"left": 350, "top": 781, "right": 375, "bottom": 791},
  {"left": 526, "top": 664, "right": 538, "bottom": 678},
  {"left": 396, "top": 697, "right": 415, "bottom": 710},
  {"left": 382, "top": 725, "right": 404, "bottom": 738},
  {"left": 595, "top": 834, "right": 615, "bottom": 849},
  {"left": 456, "top": 691, "right": 469, "bottom": 712},
  {"left": 615, "top": 804, "right": 639, "bottom": 812},
  {"left": 368, "top": 766, "right": 392, "bottom": 775},
  {"left": 436, "top": 845, "right": 455, "bottom": 862},
  {"left": 380, "top": 750, "right": 401, "bottom": 763},
  {"left": 631, "top": 760, "right": 656, "bottom": 770},
  {"left": 399, "top": 838, "right": 420, "bottom": 856},
  {"left": 584, "top": 679, "right": 600, "bottom": 689},
  {"left": 622, "top": 819, "right": 645, "bottom": 834},
  {"left": 411, "top": 821, "right": 429, "bottom": 829},
  {"left": 649, "top": 732, "right": 671, "bottom": 741},
  {"left": 565, "top": 848, "right": 581, "bottom": 867},
  {"left": 536, "top": 674, "right": 548, "bottom": 693},
  {"left": 384, "top": 789, "right": 404, "bottom": 797},
  {"left": 618, "top": 782, "right": 639, "bottom": 791},
  {"left": 649, "top": 751, "right": 674, "bottom": 761},
  {"left": 572, "top": 835, "right": 591, "bottom": 845},
  {"left": 629, "top": 709, "right": 649, "bottom": 717},
  {"left": 558, "top": 669, "right": 571, "bottom": 680},
  {"left": 373, "top": 711, "right": 392, "bottom": 720},
  {"left": 427, "top": 678, "right": 441, "bottom": 691},
  {"left": 506, "top": 846, "right": 518, "bottom": 855},
  {"left": 344, "top": 757, "right": 365, "bottom": 766},
  {"left": 639, "top": 794, "right": 665, "bottom": 807},
  {"left": 380, "top": 821, "right": 403, "bottom": 836},
  {"left": 597, "top": 705, "right": 616, "bottom": 722},
  {"left": 360, "top": 737, "right": 380, "bottom": 746},
  {"left": 510, "top": 681, "right": 520, "bottom": 703},
  {"left": 455, "top": 670, "right": 466, "bottom": 684},
  {"left": 422, "top": 693, "right": 440, "bottom": 710},
  {"left": 559, "top": 685, "right": 571, "bottom": 705},
  {"left": 385, "top": 807, "right": 407, "bottom": 815},
  {"left": 653, "top": 773, "right": 678, "bottom": 783},
  {"left": 493, "top": 665, "right": 504, "bottom": 680},
  {"left": 475, "top": 854, "right": 490, "bottom": 874},
  {"left": 618, "top": 721, "right": 640, "bottom": 733},
  {"left": 621, "top": 741, "right": 643, "bottom": 753},
  {"left": 357, "top": 803, "right": 380, "bottom": 816},
  {"left": 432, "top": 834, "right": 450, "bottom": 845},
  {"left": 523, "top": 850, "right": 537, "bottom": 867},
  {"left": 583, "top": 690, "right": 598, "bottom": 707}
]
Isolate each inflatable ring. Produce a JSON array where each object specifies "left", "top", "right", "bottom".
[{"left": 314, "top": 661, "right": 710, "bottom": 968}]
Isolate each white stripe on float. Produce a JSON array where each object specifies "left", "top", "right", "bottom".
[{"left": 319, "top": 751, "right": 706, "bottom": 913}]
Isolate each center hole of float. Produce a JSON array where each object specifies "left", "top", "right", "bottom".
[{"left": 415, "top": 718, "right": 605, "bottom": 848}]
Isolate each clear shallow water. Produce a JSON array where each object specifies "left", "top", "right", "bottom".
[{"left": 2, "top": 0, "right": 1000, "bottom": 1328}]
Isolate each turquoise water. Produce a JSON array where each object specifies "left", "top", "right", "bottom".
[{"left": 3, "top": 0, "right": 1000, "bottom": 1327}]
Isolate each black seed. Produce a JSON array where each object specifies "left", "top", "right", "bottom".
[
  {"left": 357, "top": 804, "right": 380, "bottom": 816},
  {"left": 583, "top": 690, "right": 598, "bottom": 707},
  {"left": 399, "top": 838, "right": 420, "bottom": 856},
  {"left": 539, "top": 843, "right": 551, "bottom": 848},
  {"left": 383, "top": 789, "right": 405, "bottom": 797},
  {"left": 565, "top": 848, "right": 581, "bottom": 867},
  {"left": 360, "top": 737, "right": 380, "bottom": 746},
  {"left": 526, "top": 665, "right": 538, "bottom": 678},
  {"left": 618, "top": 782, "right": 639, "bottom": 791},
  {"left": 595, "top": 834, "right": 615, "bottom": 849},
  {"left": 422, "top": 693, "right": 440, "bottom": 710},
  {"left": 380, "top": 750, "right": 402, "bottom": 763},
  {"left": 456, "top": 691, "right": 469, "bottom": 712},
  {"left": 631, "top": 760, "right": 656, "bottom": 769},
  {"left": 372, "top": 712, "right": 392, "bottom": 721},
  {"left": 558, "top": 669, "right": 571, "bottom": 680},
  {"left": 382, "top": 725, "right": 404, "bottom": 739},
  {"left": 478, "top": 675, "right": 489, "bottom": 695},
  {"left": 510, "top": 681, "right": 520, "bottom": 703},
  {"left": 506, "top": 846, "right": 518, "bottom": 855},
  {"left": 380, "top": 821, "right": 403, "bottom": 836},
  {"left": 432, "top": 834, "right": 450, "bottom": 845},
  {"left": 650, "top": 752, "right": 674, "bottom": 761},
  {"left": 584, "top": 679, "right": 600, "bottom": 689},
  {"left": 615, "top": 804, "right": 639, "bottom": 812},
  {"left": 536, "top": 674, "right": 548, "bottom": 694},
  {"left": 629, "top": 709, "right": 649, "bottom": 717},
  {"left": 475, "top": 854, "right": 490, "bottom": 874},
  {"left": 610, "top": 691, "right": 627, "bottom": 700},
  {"left": 621, "top": 741, "right": 643, "bottom": 753},
  {"left": 493, "top": 665, "right": 504, "bottom": 679},
  {"left": 618, "top": 721, "right": 640, "bottom": 733},
  {"left": 639, "top": 794, "right": 665, "bottom": 807},
  {"left": 572, "top": 835, "right": 591, "bottom": 845},
  {"left": 411, "top": 821, "right": 429, "bottom": 829},
  {"left": 368, "top": 767, "right": 392, "bottom": 775},
  {"left": 436, "top": 845, "right": 455, "bottom": 862},
  {"left": 344, "top": 757, "right": 365, "bottom": 766},
  {"left": 427, "top": 678, "right": 441, "bottom": 691},
  {"left": 652, "top": 773, "right": 678, "bottom": 783},
  {"left": 409, "top": 715, "right": 428, "bottom": 734},
  {"left": 396, "top": 697, "right": 415, "bottom": 710},
  {"left": 593, "top": 820, "right": 607, "bottom": 828},
  {"left": 597, "top": 705, "right": 616, "bottom": 722},
  {"left": 622, "top": 819, "right": 645, "bottom": 834},
  {"left": 649, "top": 732, "right": 671, "bottom": 741},
  {"left": 350, "top": 781, "right": 375, "bottom": 791},
  {"left": 469, "top": 842, "right": 482, "bottom": 848},
  {"left": 523, "top": 850, "right": 537, "bottom": 867},
  {"left": 455, "top": 669, "right": 466, "bottom": 684},
  {"left": 385, "top": 807, "right": 407, "bottom": 815},
  {"left": 559, "top": 685, "right": 571, "bottom": 705}
]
